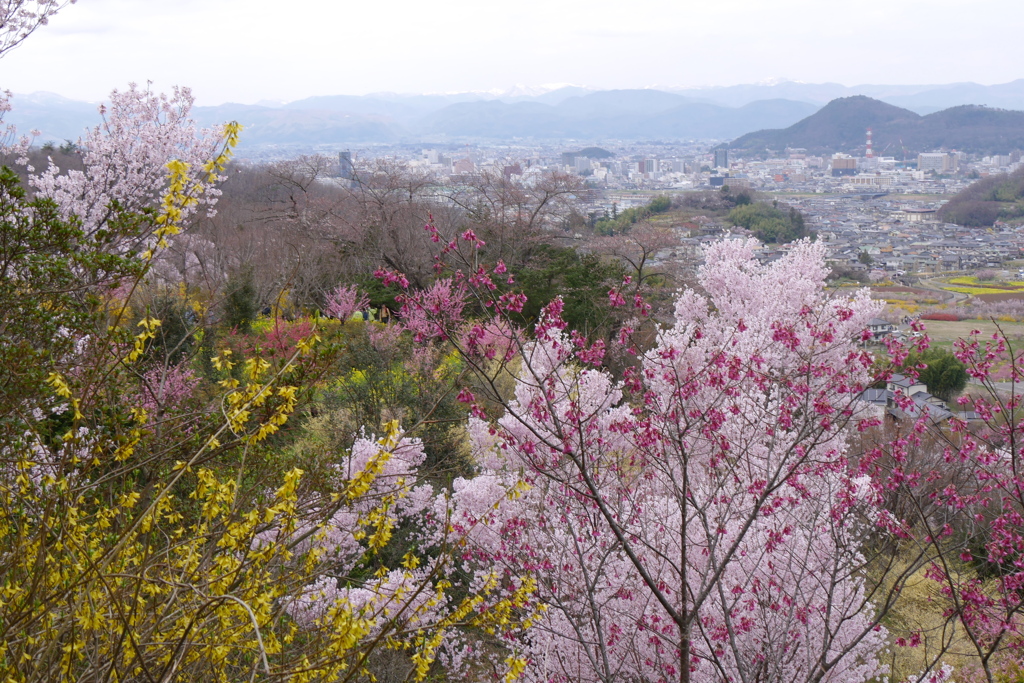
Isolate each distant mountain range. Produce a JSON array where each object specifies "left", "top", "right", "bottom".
[
  {"left": 663, "top": 79, "right": 1024, "bottom": 113},
  {"left": 6, "top": 79, "right": 1024, "bottom": 149},
  {"left": 2, "top": 90, "right": 819, "bottom": 146},
  {"left": 408, "top": 95, "right": 818, "bottom": 142},
  {"left": 728, "top": 96, "right": 1024, "bottom": 155}
]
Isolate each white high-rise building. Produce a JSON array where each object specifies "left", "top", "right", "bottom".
[{"left": 917, "top": 152, "right": 958, "bottom": 173}]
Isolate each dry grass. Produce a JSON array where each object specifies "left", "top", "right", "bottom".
[{"left": 919, "top": 319, "right": 1024, "bottom": 344}]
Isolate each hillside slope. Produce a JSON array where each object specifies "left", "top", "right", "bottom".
[{"left": 938, "top": 166, "right": 1024, "bottom": 227}]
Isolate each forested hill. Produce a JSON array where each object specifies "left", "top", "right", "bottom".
[
  {"left": 729, "top": 95, "right": 1024, "bottom": 155},
  {"left": 938, "top": 165, "right": 1024, "bottom": 227}
]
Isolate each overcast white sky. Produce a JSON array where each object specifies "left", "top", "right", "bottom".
[{"left": 0, "top": 0, "right": 1021, "bottom": 105}]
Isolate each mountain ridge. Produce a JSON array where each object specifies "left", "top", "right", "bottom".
[
  {"left": 729, "top": 96, "right": 1024, "bottom": 154},
  {"left": 7, "top": 80, "right": 1024, "bottom": 149}
]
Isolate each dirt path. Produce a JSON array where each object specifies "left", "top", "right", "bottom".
[{"left": 915, "top": 277, "right": 967, "bottom": 302}]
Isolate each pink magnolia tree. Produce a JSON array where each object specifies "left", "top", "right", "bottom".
[{"left": 439, "top": 239, "right": 895, "bottom": 683}]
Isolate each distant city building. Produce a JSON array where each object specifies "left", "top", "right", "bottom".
[
  {"left": 503, "top": 163, "right": 523, "bottom": 179},
  {"left": 723, "top": 176, "right": 751, "bottom": 190},
  {"left": 714, "top": 149, "right": 730, "bottom": 169},
  {"left": 338, "top": 151, "right": 353, "bottom": 180},
  {"left": 917, "top": 152, "right": 958, "bottom": 173},
  {"left": 846, "top": 174, "right": 895, "bottom": 188},
  {"left": 900, "top": 208, "right": 938, "bottom": 223},
  {"left": 830, "top": 154, "right": 857, "bottom": 177},
  {"left": 874, "top": 156, "right": 898, "bottom": 171}
]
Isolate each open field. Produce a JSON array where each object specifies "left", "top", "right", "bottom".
[
  {"left": 918, "top": 319, "right": 1024, "bottom": 347},
  {"left": 976, "top": 291, "right": 1024, "bottom": 302},
  {"left": 916, "top": 320, "right": 1024, "bottom": 381},
  {"left": 944, "top": 287, "right": 1024, "bottom": 296},
  {"left": 939, "top": 276, "right": 1024, "bottom": 297},
  {"left": 862, "top": 283, "right": 946, "bottom": 312}
]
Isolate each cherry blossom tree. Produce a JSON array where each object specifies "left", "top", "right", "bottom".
[
  {"left": 0, "top": 0, "right": 74, "bottom": 58},
  {"left": 432, "top": 239, "right": 899, "bottom": 683},
  {"left": 27, "top": 84, "right": 230, "bottom": 253}
]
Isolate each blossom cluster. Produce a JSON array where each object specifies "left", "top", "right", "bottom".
[{"left": 441, "top": 239, "right": 891, "bottom": 683}]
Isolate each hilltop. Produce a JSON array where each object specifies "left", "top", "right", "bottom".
[
  {"left": 731, "top": 96, "right": 919, "bottom": 151},
  {"left": 729, "top": 96, "right": 1024, "bottom": 155}
]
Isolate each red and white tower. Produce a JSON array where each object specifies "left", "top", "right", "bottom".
[{"left": 866, "top": 128, "right": 874, "bottom": 159}]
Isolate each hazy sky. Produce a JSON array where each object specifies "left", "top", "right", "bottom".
[{"left": 1, "top": 0, "right": 1021, "bottom": 105}]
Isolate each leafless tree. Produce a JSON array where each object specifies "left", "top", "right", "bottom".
[
  {"left": 443, "top": 167, "right": 584, "bottom": 269},
  {"left": 346, "top": 158, "right": 443, "bottom": 289}
]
